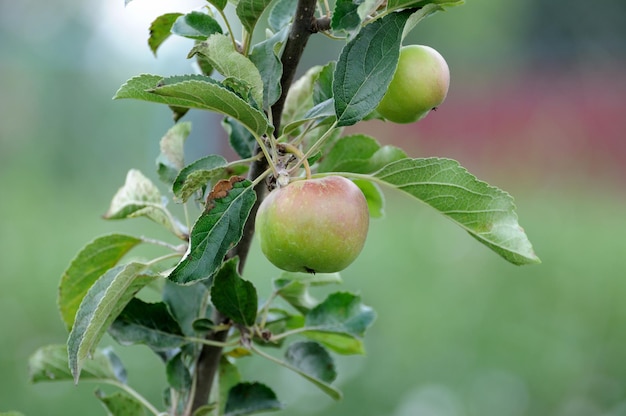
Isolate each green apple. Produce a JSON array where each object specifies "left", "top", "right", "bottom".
[
  {"left": 377, "top": 44, "right": 450, "bottom": 124},
  {"left": 255, "top": 176, "right": 369, "bottom": 273}
]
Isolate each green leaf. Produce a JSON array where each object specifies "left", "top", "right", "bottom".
[
  {"left": 171, "top": 11, "right": 223, "bottom": 40},
  {"left": 331, "top": 0, "right": 361, "bottom": 32},
  {"left": 104, "top": 169, "right": 161, "bottom": 218},
  {"left": 207, "top": 0, "right": 227, "bottom": 11},
  {"left": 236, "top": 0, "right": 274, "bottom": 35},
  {"left": 387, "top": 0, "right": 464, "bottom": 17},
  {"left": 281, "top": 66, "right": 323, "bottom": 133},
  {"left": 318, "top": 134, "right": 406, "bottom": 174},
  {"left": 222, "top": 117, "right": 256, "bottom": 159},
  {"left": 58, "top": 234, "right": 142, "bottom": 331},
  {"left": 224, "top": 382, "right": 282, "bottom": 416},
  {"left": 284, "top": 341, "right": 338, "bottom": 395},
  {"left": 163, "top": 280, "right": 208, "bottom": 336},
  {"left": 373, "top": 157, "right": 541, "bottom": 264},
  {"left": 172, "top": 155, "right": 228, "bottom": 203},
  {"left": 172, "top": 155, "right": 248, "bottom": 202},
  {"left": 274, "top": 280, "right": 317, "bottom": 314},
  {"left": 313, "top": 61, "right": 335, "bottom": 106},
  {"left": 305, "top": 292, "right": 376, "bottom": 338},
  {"left": 211, "top": 257, "right": 258, "bottom": 326},
  {"left": 281, "top": 98, "right": 336, "bottom": 138},
  {"left": 166, "top": 352, "right": 192, "bottom": 392},
  {"left": 353, "top": 179, "right": 385, "bottom": 218},
  {"left": 114, "top": 74, "right": 270, "bottom": 137},
  {"left": 68, "top": 262, "right": 158, "bottom": 383},
  {"left": 402, "top": 3, "right": 448, "bottom": 39},
  {"left": 168, "top": 179, "right": 256, "bottom": 284},
  {"left": 156, "top": 121, "right": 191, "bottom": 185},
  {"left": 95, "top": 389, "right": 146, "bottom": 416},
  {"left": 273, "top": 272, "right": 342, "bottom": 314},
  {"left": 189, "top": 34, "right": 264, "bottom": 107},
  {"left": 104, "top": 169, "right": 186, "bottom": 239},
  {"left": 148, "top": 13, "right": 183, "bottom": 56},
  {"left": 193, "top": 405, "right": 218, "bottom": 416},
  {"left": 219, "top": 357, "right": 242, "bottom": 415},
  {"left": 29, "top": 344, "right": 126, "bottom": 383},
  {"left": 301, "top": 331, "right": 365, "bottom": 355},
  {"left": 268, "top": 0, "right": 296, "bottom": 31},
  {"left": 333, "top": 9, "right": 412, "bottom": 127},
  {"left": 108, "top": 298, "right": 186, "bottom": 351},
  {"left": 249, "top": 26, "right": 289, "bottom": 109}
]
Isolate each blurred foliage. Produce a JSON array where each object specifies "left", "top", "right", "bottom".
[{"left": 1, "top": 0, "right": 626, "bottom": 415}]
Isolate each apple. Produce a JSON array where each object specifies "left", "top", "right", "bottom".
[
  {"left": 255, "top": 176, "right": 369, "bottom": 273},
  {"left": 376, "top": 44, "right": 450, "bottom": 124}
]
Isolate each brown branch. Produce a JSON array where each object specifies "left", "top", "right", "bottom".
[
  {"left": 187, "top": 0, "right": 321, "bottom": 413},
  {"left": 271, "top": 0, "right": 322, "bottom": 134}
]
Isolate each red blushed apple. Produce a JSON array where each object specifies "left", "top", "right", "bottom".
[{"left": 255, "top": 176, "right": 369, "bottom": 273}]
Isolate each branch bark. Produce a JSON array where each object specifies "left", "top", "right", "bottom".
[{"left": 187, "top": 1, "right": 321, "bottom": 413}]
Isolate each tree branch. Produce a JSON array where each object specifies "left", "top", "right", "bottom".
[
  {"left": 271, "top": 0, "right": 322, "bottom": 134},
  {"left": 187, "top": 0, "right": 320, "bottom": 413}
]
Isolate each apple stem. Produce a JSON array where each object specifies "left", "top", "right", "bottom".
[{"left": 283, "top": 143, "right": 312, "bottom": 180}]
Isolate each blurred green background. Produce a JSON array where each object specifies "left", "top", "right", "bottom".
[{"left": 2, "top": 0, "right": 626, "bottom": 415}]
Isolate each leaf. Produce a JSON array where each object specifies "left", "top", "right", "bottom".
[
  {"left": 281, "top": 66, "right": 323, "bottom": 133},
  {"left": 58, "top": 234, "right": 142, "bottom": 331},
  {"left": 249, "top": 26, "right": 289, "bottom": 109},
  {"left": 222, "top": 117, "right": 257, "bottom": 159},
  {"left": 313, "top": 61, "right": 335, "bottom": 106},
  {"left": 211, "top": 257, "right": 258, "bottom": 326},
  {"left": 353, "top": 179, "right": 385, "bottom": 218},
  {"left": 189, "top": 34, "right": 264, "bottom": 107},
  {"left": 281, "top": 98, "right": 336, "bottom": 138},
  {"left": 104, "top": 169, "right": 161, "bottom": 218},
  {"left": 333, "top": 9, "right": 412, "bottom": 127},
  {"left": 273, "top": 272, "right": 342, "bottom": 314},
  {"left": 172, "top": 155, "right": 228, "bottom": 203},
  {"left": 148, "top": 13, "right": 183, "bottom": 56},
  {"left": 104, "top": 170, "right": 186, "bottom": 239},
  {"left": 193, "top": 405, "right": 218, "bottom": 416},
  {"left": 207, "top": 0, "right": 227, "bottom": 11},
  {"left": 114, "top": 74, "right": 270, "bottom": 137},
  {"left": 301, "top": 331, "right": 365, "bottom": 355},
  {"left": 236, "top": 0, "right": 274, "bottom": 35},
  {"left": 166, "top": 352, "right": 192, "bottom": 392},
  {"left": 284, "top": 341, "right": 338, "bottom": 395},
  {"left": 274, "top": 280, "right": 317, "bottom": 314},
  {"left": 268, "top": 0, "right": 296, "bottom": 31},
  {"left": 108, "top": 298, "right": 186, "bottom": 351},
  {"left": 387, "top": 0, "right": 464, "bottom": 17},
  {"left": 29, "top": 344, "right": 126, "bottom": 384},
  {"left": 68, "top": 262, "right": 158, "bottom": 383},
  {"left": 224, "top": 382, "right": 282, "bottom": 416},
  {"left": 318, "top": 134, "right": 406, "bottom": 174},
  {"left": 219, "top": 357, "right": 242, "bottom": 415},
  {"left": 331, "top": 0, "right": 361, "bottom": 32},
  {"left": 163, "top": 279, "right": 208, "bottom": 336},
  {"left": 171, "top": 11, "right": 223, "bottom": 40},
  {"left": 402, "top": 3, "right": 447, "bottom": 39},
  {"left": 373, "top": 158, "right": 541, "bottom": 264},
  {"left": 168, "top": 178, "right": 257, "bottom": 284},
  {"left": 156, "top": 121, "right": 191, "bottom": 185},
  {"left": 95, "top": 389, "right": 146, "bottom": 416},
  {"left": 305, "top": 292, "right": 376, "bottom": 338}
]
